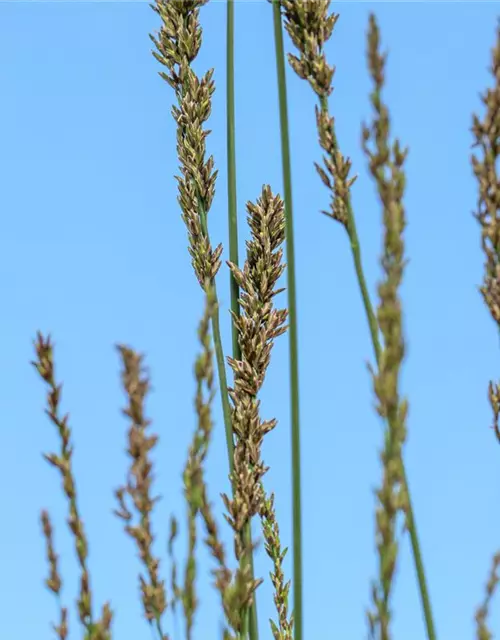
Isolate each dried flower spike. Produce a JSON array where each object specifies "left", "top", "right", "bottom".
[
  {"left": 222, "top": 185, "right": 292, "bottom": 637},
  {"left": 261, "top": 494, "right": 294, "bottom": 640},
  {"left": 472, "top": 21, "right": 500, "bottom": 640},
  {"left": 223, "top": 185, "right": 288, "bottom": 548},
  {"left": 151, "top": 0, "right": 221, "bottom": 290},
  {"left": 275, "top": 0, "right": 357, "bottom": 228},
  {"left": 361, "top": 16, "right": 409, "bottom": 640},
  {"left": 181, "top": 287, "right": 217, "bottom": 638},
  {"left": 114, "top": 346, "right": 168, "bottom": 640},
  {"left": 33, "top": 333, "right": 113, "bottom": 640},
  {"left": 472, "top": 21, "right": 500, "bottom": 446}
]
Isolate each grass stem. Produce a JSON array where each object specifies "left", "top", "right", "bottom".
[
  {"left": 227, "top": 2, "right": 259, "bottom": 637},
  {"left": 319, "top": 96, "right": 437, "bottom": 640},
  {"left": 210, "top": 289, "right": 236, "bottom": 474},
  {"left": 272, "top": 4, "right": 303, "bottom": 639}
]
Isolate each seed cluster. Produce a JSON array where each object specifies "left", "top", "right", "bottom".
[
  {"left": 361, "top": 17, "right": 409, "bottom": 640},
  {"left": 223, "top": 187, "right": 287, "bottom": 542},
  {"left": 222, "top": 185, "right": 293, "bottom": 638},
  {"left": 473, "top": 23, "right": 500, "bottom": 327},
  {"left": 275, "top": 0, "right": 357, "bottom": 228},
  {"left": 114, "top": 347, "right": 169, "bottom": 639},
  {"left": 472, "top": 22, "right": 500, "bottom": 640},
  {"left": 33, "top": 333, "right": 113, "bottom": 640},
  {"left": 151, "top": 0, "right": 221, "bottom": 290}
]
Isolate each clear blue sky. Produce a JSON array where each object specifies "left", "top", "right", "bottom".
[{"left": 2, "top": 1, "right": 500, "bottom": 639}]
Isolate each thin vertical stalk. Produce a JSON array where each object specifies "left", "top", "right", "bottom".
[
  {"left": 272, "top": 4, "right": 303, "bottom": 639},
  {"left": 226, "top": 2, "right": 259, "bottom": 638},
  {"left": 211, "top": 289, "right": 236, "bottom": 473},
  {"left": 226, "top": 0, "right": 241, "bottom": 362},
  {"left": 197, "top": 197, "right": 235, "bottom": 475},
  {"left": 318, "top": 96, "right": 437, "bottom": 640}
]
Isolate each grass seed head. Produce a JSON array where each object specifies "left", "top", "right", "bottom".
[
  {"left": 151, "top": 0, "right": 221, "bottom": 290},
  {"left": 32, "top": 333, "right": 105, "bottom": 637},
  {"left": 223, "top": 186, "right": 288, "bottom": 539},
  {"left": 275, "top": 0, "right": 356, "bottom": 229},
  {"left": 362, "top": 16, "right": 409, "bottom": 640},
  {"left": 114, "top": 346, "right": 168, "bottom": 639}
]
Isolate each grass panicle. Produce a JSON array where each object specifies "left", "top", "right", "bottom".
[
  {"left": 151, "top": 2, "right": 264, "bottom": 636},
  {"left": 472, "top": 20, "right": 500, "bottom": 639},
  {"left": 260, "top": 494, "right": 294, "bottom": 640},
  {"left": 275, "top": 0, "right": 358, "bottom": 232},
  {"left": 277, "top": 4, "right": 436, "bottom": 637},
  {"left": 222, "top": 185, "right": 292, "bottom": 639},
  {"left": 33, "top": 333, "right": 113, "bottom": 640},
  {"left": 276, "top": 0, "right": 376, "bottom": 357},
  {"left": 182, "top": 287, "right": 218, "bottom": 638},
  {"left": 223, "top": 185, "right": 288, "bottom": 539},
  {"left": 189, "top": 289, "right": 257, "bottom": 640},
  {"left": 226, "top": 2, "right": 260, "bottom": 635},
  {"left": 150, "top": 0, "right": 235, "bottom": 477},
  {"left": 472, "top": 21, "right": 500, "bottom": 332},
  {"left": 361, "top": 15, "right": 409, "bottom": 639},
  {"left": 114, "top": 346, "right": 168, "bottom": 640}
]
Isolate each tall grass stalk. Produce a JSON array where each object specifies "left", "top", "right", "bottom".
[
  {"left": 149, "top": 2, "right": 257, "bottom": 634},
  {"left": 363, "top": 15, "right": 411, "bottom": 636},
  {"left": 226, "top": 0, "right": 241, "bottom": 362},
  {"left": 151, "top": 0, "right": 236, "bottom": 478},
  {"left": 223, "top": 185, "right": 293, "bottom": 640},
  {"left": 226, "top": 2, "right": 259, "bottom": 637},
  {"left": 275, "top": 3, "right": 436, "bottom": 637},
  {"left": 271, "top": 4, "right": 303, "bottom": 638}
]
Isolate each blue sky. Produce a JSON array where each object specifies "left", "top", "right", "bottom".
[{"left": 2, "top": 1, "right": 500, "bottom": 639}]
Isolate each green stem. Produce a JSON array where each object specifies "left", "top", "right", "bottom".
[
  {"left": 227, "top": 2, "right": 259, "bottom": 638},
  {"left": 210, "top": 292, "right": 235, "bottom": 473},
  {"left": 272, "top": 4, "right": 303, "bottom": 640},
  {"left": 196, "top": 195, "right": 235, "bottom": 474},
  {"left": 226, "top": 0, "right": 241, "bottom": 362},
  {"left": 318, "top": 95, "right": 437, "bottom": 640}
]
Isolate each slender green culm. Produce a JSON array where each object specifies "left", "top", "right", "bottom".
[
  {"left": 318, "top": 97, "right": 436, "bottom": 640},
  {"left": 319, "top": 94, "right": 381, "bottom": 366},
  {"left": 226, "top": 0, "right": 241, "bottom": 363},
  {"left": 210, "top": 282, "right": 236, "bottom": 473},
  {"left": 275, "top": 2, "right": 436, "bottom": 637},
  {"left": 363, "top": 18, "right": 436, "bottom": 639},
  {"left": 271, "top": 3, "right": 303, "bottom": 639},
  {"left": 226, "top": 2, "right": 259, "bottom": 638}
]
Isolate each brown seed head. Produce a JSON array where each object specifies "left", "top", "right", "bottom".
[
  {"left": 273, "top": 0, "right": 356, "bottom": 228},
  {"left": 114, "top": 346, "right": 168, "bottom": 639},
  {"left": 33, "top": 332, "right": 100, "bottom": 636},
  {"left": 362, "top": 16, "right": 409, "bottom": 640},
  {"left": 223, "top": 186, "right": 288, "bottom": 542},
  {"left": 151, "top": 0, "right": 221, "bottom": 290}
]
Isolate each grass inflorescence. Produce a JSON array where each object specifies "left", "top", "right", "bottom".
[{"left": 25, "top": 3, "right": 500, "bottom": 640}]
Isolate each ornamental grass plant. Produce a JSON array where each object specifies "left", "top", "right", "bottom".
[{"left": 21, "top": 2, "right": 500, "bottom": 639}]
